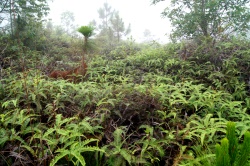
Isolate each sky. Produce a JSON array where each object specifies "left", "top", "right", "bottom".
[{"left": 48, "top": 0, "right": 171, "bottom": 43}]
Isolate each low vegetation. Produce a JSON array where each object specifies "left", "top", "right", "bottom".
[
  {"left": 1, "top": 35, "right": 250, "bottom": 165},
  {"left": 1, "top": 0, "right": 250, "bottom": 165}
]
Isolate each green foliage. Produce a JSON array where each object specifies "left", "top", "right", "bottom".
[
  {"left": 1, "top": 0, "right": 49, "bottom": 38},
  {"left": 215, "top": 122, "right": 250, "bottom": 166},
  {"left": 78, "top": 25, "right": 95, "bottom": 54},
  {"left": 179, "top": 143, "right": 215, "bottom": 166},
  {"left": 216, "top": 138, "right": 231, "bottom": 166},
  {"left": 0, "top": 108, "right": 103, "bottom": 165},
  {"left": 136, "top": 125, "right": 167, "bottom": 164},
  {"left": 103, "top": 127, "right": 138, "bottom": 166},
  {"left": 78, "top": 26, "right": 95, "bottom": 39},
  {"left": 1, "top": 29, "right": 250, "bottom": 166},
  {"left": 184, "top": 114, "right": 227, "bottom": 145},
  {"left": 0, "top": 1, "right": 250, "bottom": 166},
  {"left": 236, "top": 131, "right": 250, "bottom": 166},
  {"left": 105, "top": 39, "right": 141, "bottom": 60},
  {"left": 50, "top": 139, "right": 103, "bottom": 166},
  {"left": 226, "top": 122, "right": 238, "bottom": 165},
  {"left": 152, "top": 0, "right": 250, "bottom": 40}
]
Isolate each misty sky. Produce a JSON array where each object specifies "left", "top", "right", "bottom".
[{"left": 48, "top": 0, "right": 171, "bottom": 43}]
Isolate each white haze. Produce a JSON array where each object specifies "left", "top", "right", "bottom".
[{"left": 48, "top": 0, "right": 171, "bottom": 43}]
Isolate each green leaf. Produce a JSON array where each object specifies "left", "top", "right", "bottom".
[
  {"left": 21, "top": 145, "right": 36, "bottom": 157},
  {"left": 70, "top": 151, "right": 86, "bottom": 166},
  {"left": 236, "top": 131, "right": 250, "bottom": 166},
  {"left": 120, "top": 149, "right": 132, "bottom": 164},
  {"left": 50, "top": 150, "right": 70, "bottom": 166}
]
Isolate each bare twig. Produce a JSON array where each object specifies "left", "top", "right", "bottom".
[
  {"left": 1, "top": 44, "right": 8, "bottom": 54},
  {"left": 0, "top": 0, "right": 9, "bottom": 13}
]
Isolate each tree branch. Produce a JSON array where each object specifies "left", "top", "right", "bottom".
[{"left": 0, "top": 0, "right": 9, "bottom": 13}]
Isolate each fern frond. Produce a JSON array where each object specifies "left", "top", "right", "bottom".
[
  {"left": 113, "top": 128, "right": 125, "bottom": 147},
  {"left": 50, "top": 150, "right": 71, "bottom": 166}
]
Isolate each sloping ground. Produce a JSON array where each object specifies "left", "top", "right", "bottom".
[{"left": 1, "top": 39, "right": 250, "bottom": 165}]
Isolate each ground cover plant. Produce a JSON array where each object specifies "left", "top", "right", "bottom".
[
  {"left": 1, "top": 0, "right": 250, "bottom": 165},
  {"left": 1, "top": 35, "right": 250, "bottom": 165}
]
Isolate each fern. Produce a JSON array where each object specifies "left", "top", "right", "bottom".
[
  {"left": 50, "top": 139, "right": 103, "bottom": 166},
  {"left": 0, "top": 128, "right": 9, "bottom": 147},
  {"left": 179, "top": 143, "right": 215, "bottom": 166},
  {"left": 135, "top": 125, "right": 167, "bottom": 164},
  {"left": 184, "top": 114, "right": 227, "bottom": 145},
  {"left": 103, "top": 127, "right": 138, "bottom": 165}
]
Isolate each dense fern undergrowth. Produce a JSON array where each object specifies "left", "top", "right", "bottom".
[{"left": 1, "top": 37, "right": 250, "bottom": 166}]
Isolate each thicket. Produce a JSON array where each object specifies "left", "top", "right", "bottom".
[
  {"left": 1, "top": 30, "right": 250, "bottom": 165},
  {"left": 1, "top": 0, "right": 250, "bottom": 164}
]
